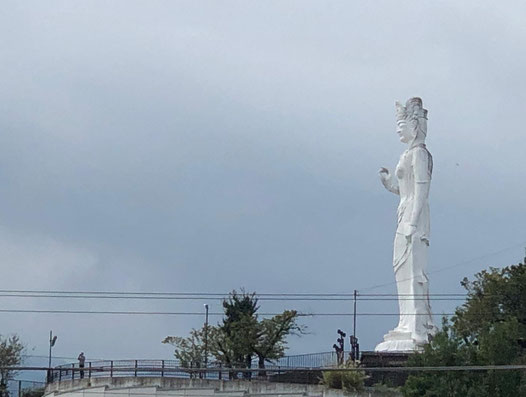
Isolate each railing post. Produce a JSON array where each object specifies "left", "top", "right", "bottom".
[
  {"left": 161, "top": 360, "right": 165, "bottom": 378},
  {"left": 59, "top": 368, "right": 62, "bottom": 382},
  {"left": 218, "top": 363, "right": 222, "bottom": 380},
  {"left": 71, "top": 364, "right": 75, "bottom": 381},
  {"left": 110, "top": 361, "right": 113, "bottom": 378},
  {"left": 88, "top": 362, "right": 91, "bottom": 379},
  {"left": 134, "top": 360, "right": 138, "bottom": 377}
]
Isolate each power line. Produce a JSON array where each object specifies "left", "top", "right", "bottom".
[
  {"left": 0, "top": 289, "right": 475, "bottom": 297},
  {"left": 358, "top": 293, "right": 467, "bottom": 296},
  {"left": 0, "top": 289, "right": 482, "bottom": 298},
  {"left": 0, "top": 289, "right": 369, "bottom": 297},
  {"left": 0, "top": 309, "right": 238, "bottom": 316},
  {"left": 0, "top": 291, "right": 512, "bottom": 304},
  {"left": 0, "top": 309, "right": 474, "bottom": 316},
  {"left": 0, "top": 241, "right": 520, "bottom": 304},
  {"left": 0, "top": 293, "right": 472, "bottom": 301},
  {"left": 0, "top": 293, "right": 354, "bottom": 301}
]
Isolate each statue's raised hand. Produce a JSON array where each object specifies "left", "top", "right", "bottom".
[
  {"left": 379, "top": 167, "right": 390, "bottom": 180},
  {"left": 378, "top": 167, "right": 399, "bottom": 195}
]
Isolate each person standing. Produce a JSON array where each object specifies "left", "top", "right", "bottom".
[{"left": 78, "top": 352, "right": 86, "bottom": 379}]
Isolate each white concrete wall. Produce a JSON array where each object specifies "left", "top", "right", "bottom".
[{"left": 44, "top": 377, "right": 400, "bottom": 397}]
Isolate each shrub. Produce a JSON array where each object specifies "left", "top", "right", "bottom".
[
  {"left": 22, "top": 388, "right": 45, "bottom": 397},
  {"left": 321, "top": 362, "right": 366, "bottom": 392}
]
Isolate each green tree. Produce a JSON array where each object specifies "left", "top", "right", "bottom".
[
  {"left": 163, "top": 289, "right": 304, "bottom": 378},
  {"left": 402, "top": 262, "right": 526, "bottom": 397},
  {"left": 0, "top": 335, "right": 24, "bottom": 397},
  {"left": 162, "top": 327, "right": 206, "bottom": 369},
  {"left": 219, "top": 291, "right": 260, "bottom": 371},
  {"left": 254, "top": 310, "right": 303, "bottom": 370}
]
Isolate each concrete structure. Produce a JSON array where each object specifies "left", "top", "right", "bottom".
[{"left": 44, "top": 377, "right": 401, "bottom": 397}]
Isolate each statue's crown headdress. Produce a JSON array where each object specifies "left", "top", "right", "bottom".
[{"left": 396, "top": 97, "right": 428, "bottom": 122}]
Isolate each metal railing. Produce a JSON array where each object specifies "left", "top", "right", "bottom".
[
  {"left": 49, "top": 351, "right": 355, "bottom": 384},
  {"left": 265, "top": 351, "right": 350, "bottom": 368},
  {"left": 49, "top": 360, "right": 324, "bottom": 384},
  {"left": 7, "top": 379, "right": 46, "bottom": 397}
]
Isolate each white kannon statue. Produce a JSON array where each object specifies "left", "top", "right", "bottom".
[{"left": 375, "top": 97, "right": 437, "bottom": 352}]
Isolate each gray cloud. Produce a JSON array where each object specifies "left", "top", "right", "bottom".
[{"left": 0, "top": 0, "right": 525, "bottom": 362}]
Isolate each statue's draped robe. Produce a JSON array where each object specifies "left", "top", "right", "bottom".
[{"left": 392, "top": 143, "right": 435, "bottom": 343}]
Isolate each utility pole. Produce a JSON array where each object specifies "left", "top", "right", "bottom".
[
  {"left": 353, "top": 290, "right": 357, "bottom": 340},
  {"left": 350, "top": 290, "right": 359, "bottom": 363}
]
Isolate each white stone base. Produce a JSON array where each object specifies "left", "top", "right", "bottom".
[{"left": 374, "top": 330, "right": 425, "bottom": 352}]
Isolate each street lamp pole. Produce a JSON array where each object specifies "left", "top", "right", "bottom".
[{"left": 47, "top": 331, "right": 57, "bottom": 383}]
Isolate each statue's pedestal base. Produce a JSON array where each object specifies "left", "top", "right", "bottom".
[
  {"left": 375, "top": 330, "right": 425, "bottom": 352},
  {"left": 360, "top": 351, "right": 414, "bottom": 387}
]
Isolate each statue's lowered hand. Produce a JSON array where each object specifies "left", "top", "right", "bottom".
[
  {"left": 397, "top": 223, "right": 417, "bottom": 242},
  {"left": 405, "top": 225, "right": 417, "bottom": 243}
]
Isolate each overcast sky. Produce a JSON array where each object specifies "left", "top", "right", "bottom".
[{"left": 1, "top": 1, "right": 525, "bottom": 369}]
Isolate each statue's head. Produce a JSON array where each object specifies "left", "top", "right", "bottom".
[{"left": 395, "top": 97, "right": 428, "bottom": 144}]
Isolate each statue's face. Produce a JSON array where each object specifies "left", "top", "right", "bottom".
[{"left": 396, "top": 120, "right": 414, "bottom": 143}]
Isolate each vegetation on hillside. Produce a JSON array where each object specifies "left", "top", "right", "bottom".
[{"left": 402, "top": 261, "right": 526, "bottom": 396}]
